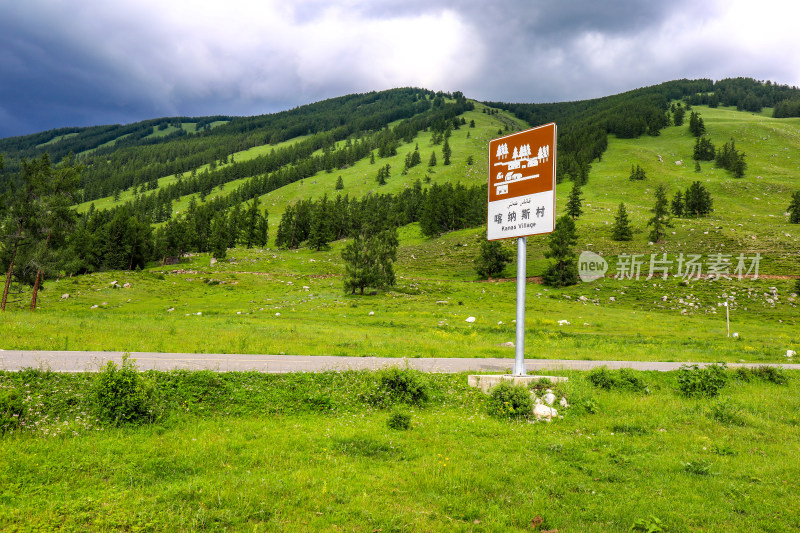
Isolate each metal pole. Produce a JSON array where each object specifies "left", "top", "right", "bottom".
[
  {"left": 725, "top": 301, "right": 730, "bottom": 337},
  {"left": 514, "top": 236, "right": 527, "bottom": 375}
]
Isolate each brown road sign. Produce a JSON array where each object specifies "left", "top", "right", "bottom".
[{"left": 487, "top": 123, "right": 556, "bottom": 240}]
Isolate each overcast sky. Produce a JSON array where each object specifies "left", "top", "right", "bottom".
[{"left": 2, "top": 0, "right": 800, "bottom": 139}]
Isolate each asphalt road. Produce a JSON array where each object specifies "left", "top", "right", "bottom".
[{"left": 1, "top": 350, "right": 798, "bottom": 373}]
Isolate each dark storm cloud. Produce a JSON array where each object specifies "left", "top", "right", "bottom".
[{"left": 0, "top": 0, "right": 798, "bottom": 139}]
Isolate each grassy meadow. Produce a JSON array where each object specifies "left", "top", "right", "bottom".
[
  {"left": 2, "top": 366, "right": 799, "bottom": 531},
  {"left": 3, "top": 103, "right": 799, "bottom": 362}
]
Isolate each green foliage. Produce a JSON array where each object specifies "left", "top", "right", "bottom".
[
  {"left": 647, "top": 184, "right": 671, "bottom": 243},
  {"left": 629, "top": 164, "right": 647, "bottom": 181},
  {"left": 474, "top": 239, "right": 512, "bottom": 279},
  {"left": 683, "top": 181, "right": 713, "bottom": 217},
  {"left": 565, "top": 182, "right": 583, "bottom": 219},
  {"left": 342, "top": 229, "right": 399, "bottom": 295},
  {"left": 387, "top": 411, "right": 412, "bottom": 430},
  {"left": 689, "top": 111, "right": 705, "bottom": 137},
  {"left": 682, "top": 458, "right": 713, "bottom": 476},
  {"left": 92, "top": 355, "right": 155, "bottom": 426},
  {"left": 542, "top": 214, "right": 579, "bottom": 287},
  {"left": 630, "top": 515, "right": 666, "bottom": 532},
  {"left": 0, "top": 386, "right": 24, "bottom": 434},
  {"left": 715, "top": 140, "right": 746, "bottom": 178},
  {"left": 670, "top": 191, "right": 684, "bottom": 217},
  {"left": 676, "top": 364, "right": 728, "bottom": 398},
  {"left": 733, "top": 366, "right": 788, "bottom": 385},
  {"left": 707, "top": 399, "right": 745, "bottom": 425},
  {"left": 369, "top": 367, "right": 430, "bottom": 408},
  {"left": 672, "top": 103, "right": 685, "bottom": 126},
  {"left": 773, "top": 98, "right": 800, "bottom": 118},
  {"left": 335, "top": 175, "right": 344, "bottom": 190},
  {"left": 486, "top": 381, "right": 533, "bottom": 419},
  {"left": 611, "top": 202, "right": 633, "bottom": 241},
  {"left": 693, "top": 136, "right": 715, "bottom": 161},
  {"left": 787, "top": 191, "right": 800, "bottom": 224},
  {"left": 442, "top": 138, "right": 451, "bottom": 165},
  {"left": 587, "top": 367, "right": 649, "bottom": 393}
]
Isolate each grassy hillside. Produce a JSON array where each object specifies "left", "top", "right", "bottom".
[{"left": 1, "top": 85, "right": 798, "bottom": 362}]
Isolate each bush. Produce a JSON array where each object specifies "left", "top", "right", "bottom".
[
  {"left": 486, "top": 381, "right": 533, "bottom": 419},
  {"left": 707, "top": 399, "right": 746, "bottom": 426},
  {"left": 0, "top": 387, "right": 24, "bottom": 434},
  {"left": 676, "top": 364, "right": 728, "bottom": 398},
  {"left": 92, "top": 354, "right": 155, "bottom": 426},
  {"left": 369, "top": 368, "right": 430, "bottom": 407},
  {"left": 587, "top": 367, "right": 649, "bottom": 393},
  {"left": 734, "top": 366, "right": 788, "bottom": 385},
  {"left": 387, "top": 411, "right": 412, "bottom": 430}
]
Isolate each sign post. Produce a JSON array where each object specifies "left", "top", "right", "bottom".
[{"left": 488, "top": 123, "right": 557, "bottom": 376}]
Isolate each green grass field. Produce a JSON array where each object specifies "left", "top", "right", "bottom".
[{"left": 2, "top": 366, "right": 799, "bottom": 531}]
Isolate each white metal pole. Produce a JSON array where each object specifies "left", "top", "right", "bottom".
[
  {"left": 514, "top": 237, "right": 527, "bottom": 376},
  {"left": 725, "top": 301, "right": 730, "bottom": 337}
]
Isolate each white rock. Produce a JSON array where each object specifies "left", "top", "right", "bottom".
[
  {"left": 123, "top": 282, "right": 132, "bottom": 288},
  {"left": 275, "top": 312, "right": 281, "bottom": 317},
  {"left": 609, "top": 296, "right": 616, "bottom": 302},
  {"left": 661, "top": 295, "right": 668, "bottom": 301},
  {"left": 543, "top": 392, "right": 556, "bottom": 405},
  {"left": 210, "top": 258, "right": 217, "bottom": 266},
  {"left": 732, "top": 332, "right": 738, "bottom": 338},
  {"left": 465, "top": 316, "right": 476, "bottom": 323},
  {"left": 368, "top": 311, "right": 374, "bottom": 316},
  {"left": 61, "top": 294, "right": 70, "bottom": 299},
  {"left": 167, "top": 308, "right": 175, "bottom": 312},
  {"left": 196, "top": 312, "right": 202, "bottom": 316},
  {"left": 787, "top": 350, "right": 796, "bottom": 358},
  {"left": 559, "top": 397, "right": 569, "bottom": 408},
  {"left": 302, "top": 286, "right": 310, "bottom": 290},
  {"left": 90, "top": 304, "right": 98, "bottom": 309},
  {"left": 533, "top": 404, "right": 558, "bottom": 420},
  {"left": 558, "top": 319, "right": 570, "bottom": 326},
  {"left": 236, "top": 311, "right": 241, "bottom": 315},
  {"left": 498, "top": 321, "right": 504, "bottom": 325}
]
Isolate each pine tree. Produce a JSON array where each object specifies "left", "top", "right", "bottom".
[
  {"left": 611, "top": 203, "right": 633, "bottom": 241},
  {"left": 542, "top": 214, "right": 579, "bottom": 287},
  {"left": 565, "top": 182, "right": 583, "bottom": 220},
  {"left": 474, "top": 240, "right": 512, "bottom": 279},
  {"left": 684, "top": 181, "right": 713, "bottom": 217},
  {"left": 673, "top": 104, "right": 685, "bottom": 126},
  {"left": 335, "top": 175, "right": 344, "bottom": 190},
  {"left": 442, "top": 138, "right": 452, "bottom": 165},
  {"left": 209, "top": 213, "right": 228, "bottom": 259},
  {"left": 629, "top": 164, "right": 646, "bottom": 180},
  {"left": 647, "top": 184, "right": 672, "bottom": 243},
  {"left": 671, "top": 191, "right": 685, "bottom": 217},
  {"left": 428, "top": 151, "right": 437, "bottom": 167},
  {"left": 787, "top": 191, "right": 800, "bottom": 223}
]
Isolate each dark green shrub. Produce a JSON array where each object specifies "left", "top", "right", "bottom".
[
  {"left": 734, "top": 366, "right": 788, "bottom": 385},
  {"left": 588, "top": 367, "right": 649, "bottom": 393},
  {"left": 486, "top": 381, "right": 533, "bottom": 419},
  {"left": 588, "top": 367, "right": 617, "bottom": 389},
  {"left": 676, "top": 364, "right": 728, "bottom": 398},
  {"left": 92, "top": 355, "right": 155, "bottom": 426},
  {"left": 0, "top": 387, "right": 24, "bottom": 434},
  {"left": 387, "top": 411, "right": 412, "bottom": 430},
  {"left": 369, "top": 368, "right": 430, "bottom": 407}
]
